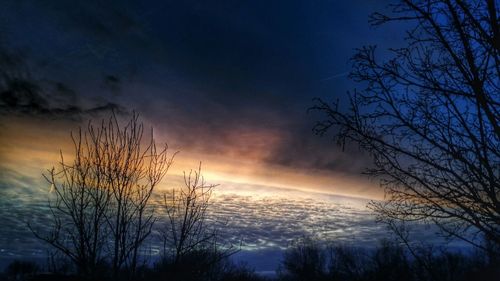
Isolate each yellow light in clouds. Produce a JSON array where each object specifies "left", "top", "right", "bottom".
[{"left": 0, "top": 116, "right": 382, "bottom": 200}]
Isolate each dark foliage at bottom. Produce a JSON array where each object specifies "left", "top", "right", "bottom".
[
  {"left": 2, "top": 239, "right": 498, "bottom": 281},
  {"left": 278, "top": 238, "right": 500, "bottom": 281}
]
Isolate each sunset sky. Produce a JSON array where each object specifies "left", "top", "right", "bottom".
[
  {"left": 0, "top": 0, "right": 442, "bottom": 273},
  {"left": 0, "top": 0, "right": 409, "bottom": 196}
]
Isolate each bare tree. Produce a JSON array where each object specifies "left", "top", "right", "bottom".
[
  {"left": 30, "top": 126, "right": 113, "bottom": 276},
  {"left": 102, "top": 113, "right": 174, "bottom": 278},
  {"left": 312, "top": 0, "right": 499, "bottom": 250},
  {"left": 30, "top": 113, "right": 174, "bottom": 278},
  {"left": 161, "top": 164, "right": 237, "bottom": 266}
]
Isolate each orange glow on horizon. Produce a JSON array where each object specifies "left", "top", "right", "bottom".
[{"left": 0, "top": 116, "right": 382, "bottom": 200}]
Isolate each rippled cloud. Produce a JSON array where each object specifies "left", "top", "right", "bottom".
[{"left": 0, "top": 171, "right": 460, "bottom": 271}]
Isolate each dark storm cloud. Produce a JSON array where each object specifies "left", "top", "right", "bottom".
[
  {"left": 0, "top": 0, "right": 148, "bottom": 116},
  {"left": 151, "top": 1, "right": 319, "bottom": 95},
  {"left": 0, "top": 46, "right": 125, "bottom": 118},
  {"left": 263, "top": 123, "right": 372, "bottom": 174},
  {"left": 134, "top": 0, "right": 398, "bottom": 174},
  {"left": 0, "top": 0, "right": 402, "bottom": 174}
]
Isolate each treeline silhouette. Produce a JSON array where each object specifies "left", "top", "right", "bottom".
[
  {"left": 2, "top": 236, "right": 499, "bottom": 281},
  {"left": 277, "top": 237, "right": 499, "bottom": 281},
  {"left": 0, "top": 248, "right": 262, "bottom": 281}
]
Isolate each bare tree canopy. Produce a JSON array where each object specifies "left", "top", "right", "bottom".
[
  {"left": 160, "top": 164, "right": 238, "bottom": 266},
  {"left": 29, "top": 113, "right": 175, "bottom": 277},
  {"left": 313, "top": 0, "right": 500, "bottom": 249}
]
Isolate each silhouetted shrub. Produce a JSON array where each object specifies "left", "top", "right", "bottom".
[
  {"left": 152, "top": 248, "right": 235, "bottom": 281},
  {"left": 368, "top": 240, "right": 412, "bottom": 281},
  {"left": 4, "top": 260, "right": 38, "bottom": 281},
  {"left": 278, "top": 237, "right": 328, "bottom": 281},
  {"left": 29, "top": 273, "right": 81, "bottom": 281},
  {"left": 147, "top": 248, "right": 265, "bottom": 281},
  {"left": 328, "top": 245, "right": 368, "bottom": 281},
  {"left": 219, "top": 263, "right": 265, "bottom": 281}
]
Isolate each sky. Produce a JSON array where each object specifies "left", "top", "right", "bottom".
[
  {"left": 0, "top": 0, "right": 440, "bottom": 273},
  {"left": 0, "top": 0, "right": 408, "bottom": 198}
]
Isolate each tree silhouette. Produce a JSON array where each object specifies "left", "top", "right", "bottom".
[
  {"left": 313, "top": 0, "right": 499, "bottom": 250},
  {"left": 155, "top": 164, "right": 240, "bottom": 281},
  {"left": 160, "top": 164, "right": 237, "bottom": 268},
  {"left": 30, "top": 113, "right": 174, "bottom": 278},
  {"left": 278, "top": 237, "right": 327, "bottom": 281}
]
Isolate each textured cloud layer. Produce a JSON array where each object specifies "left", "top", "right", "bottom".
[{"left": 0, "top": 171, "right": 463, "bottom": 273}]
